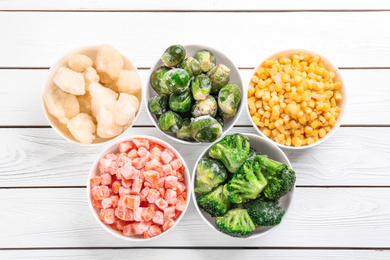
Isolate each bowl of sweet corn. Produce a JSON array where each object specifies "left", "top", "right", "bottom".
[{"left": 246, "top": 49, "right": 346, "bottom": 149}]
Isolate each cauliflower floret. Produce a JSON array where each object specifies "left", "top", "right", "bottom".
[
  {"left": 53, "top": 66, "right": 85, "bottom": 95},
  {"left": 114, "top": 93, "right": 139, "bottom": 126},
  {"left": 96, "top": 108, "right": 123, "bottom": 138},
  {"left": 76, "top": 93, "right": 93, "bottom": 116},
  {"left": 89, "top": 82, "right": 118, "bottom": 119},
  {"left": 116, "top": 70, "right": 142, "bottom": 95},
  {"left": 95, "top": 44, "right": 124, "bottom": 83},
  {"left": 67, "top": 113, "right": 96, "bottom": 144},
  {"left": 43, "top": 84, "right": 80, "bottom": 125},
  {"left": 83, "top": 67, "right": 100, "bottom": 91},
  {"left": 68, "top": 54, "right": 93, "bottom": 73}
]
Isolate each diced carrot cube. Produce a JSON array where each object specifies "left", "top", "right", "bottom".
[
  {"left": 114, "top": 218, "right": 127, "bottom": 231},
  {"left": 162, "top": 218, "right": 175, "bottom": 231},
  {"left": 90, "top": 176, "right": 101, "bottom": 188},
  {"left": 123, "top": 224, "right": 135, "bottom": 237},
  {"left": 138, "top": 221, "right": 153, "bottom": 234},
  {"left": 147, "top": 225, "right": 162, "bottom": 238},
  {"left": 92, "top": 199, "right": 102, "bottom": 208},
  {"left": 127, "top": 221, "right": 152, "bottom": 236},
  {"left": 119, "top": 187, "right": 131, "bottom": 197},
  {"left": 127, "top": 149, "right": 138, "bottom": 160},
  {"left": 165, "top": 176, "right": 178, "bottom": 189},
  {"left": 91, "top": 185, "right": 111, "bottom": 200},
  {"left": 99, "top": 154, "right": 116, "bottom": 174},
  {"left": 161, "top": 149, "right": 173, "bottom": 164},
  {"left": 144, "top": 170, "right": 159, "bottom": 187},
  {"left": 163, "top": 206, "right": 176, "bottom": 220},
  {"left": 133, "top": 138, "right": 150, "bottom": 150},
  {"left": 137, "top": 146, "right": 150, "bottom": 159},
  {"left": 164, "top": 189, "right": 177, "bottom": 205},
  {"left": 131, "top": 179, "right": 143, "bottom": 195},
  {"left": 177, "top": 195, "right": 184, "bottom": 202},
  {"left": 119, "top": 164, "right": 140, "bottom": 180},
  {"left": 150, "top": 147, "right": 162, "bottom": 161},
  {"left": 112, "top": 181, "right": 121, "bottom": 194},
  {"left": 142, "top": 207, "right": 155, "bottom": 222},
  {"left": 140, "top": 187, "right": 151, "bottom": 201},
  {"left": 117, "top": 153, "right": 132, "bottom": 168},
  {"left": 100, "top": 173, "right": 112, "bottom": 186},
  {"left": 147, "top": 203, "right": 158, "bottom": 211},
  {"left": 175, "top": 200, "right": 187, "bottom": 211},
  {"left": 100, "top": 208, "right": 115, "bottom": 224},
  {"left": 162, "top": 164, "right": 173, "bottom": 176},
  {"left": 147, "top": 189, "right": 160, "bottom": 203},
  {"left": 134, "top": 207, "right": 145, "bottom": 221},
  {"left": 158, "top": 177, "right": 165, "bottom": 188},
  {"left": 117, "top": 197, "right": 126, "bottom": 210},
  {"left": 176, "top": 182, "right": 186, "bottom": 195},
  {"left": 182, "top": 192, "right": 187, "bottom": 200},
  {"left": 119, "top": 141, "right": 133, "bottom": 153},
  {"left": 155, "top": 198, "right": 168, "bottom": 210},
  {"left": 121, "top": 178, "right": 132, "bottom": 189},
  {"left": 110, "top": 195, "right": 119, "bottom": 208},
  {"left": 152, "top": 210, "right": 164, "bottom": 225},
  {"left": 175, "top": 210, "right": 182, "bottom": 219},
  {"left": 124, "top": 195, "right": 140, "bottom": 209},
  {"left": 115, "top": 207, "right": 134, "bottom": 221},
  {"left": 150, "top": 143, "right": 164, "bottom": 151},
  {"left": 170, "top": 159, "right": 183, "bottom": 171},
  {"left": 132, "top": 158, "right": 146, "bottom": 170},
  {"left": 145, "top": 159, "right": 162, "bottom": 171},
  {"left": 102, "top": 197, "right": 113, "bottom": 209},
  {"left": 158, "top": 187, "right": 165, "bottom": 198},
  {"left": 144, "top": 181, "right": 152, "bottom": 188}
]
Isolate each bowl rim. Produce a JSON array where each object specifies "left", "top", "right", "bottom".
[
  {"left": 191, "top": 132, "right": 295, "bottom": 239},
  {"left": 86, "top": 135, "right": 192, "bottom": 241},
  {"left": 41, "top": 45, "right": 143, "bottom": 146},
  {"left": 145, "top": 44, "right": 244, "bottom": 145},
  {"left": 244, "top": 48, "right": 347, "bottom": 150}
]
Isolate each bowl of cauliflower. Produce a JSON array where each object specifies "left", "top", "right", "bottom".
[{"left": 42, "top": 44, "right": 143, "bottom": 145}]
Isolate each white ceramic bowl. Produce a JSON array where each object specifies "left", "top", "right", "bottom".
[
  {"left": 192, "top": 133, "right": 295, "bottom": 239},
  {"left": 245, "top": 49, "right": 347, "bottom": 149},
  {"left": 87, "top": 135, "right": 192, "bottom": 241},
  {"left": 146, "top": 44, "right": 244, "bottom": 145},
  {"left": 42, "top": 45, "right": 143, "bottom": 145}
]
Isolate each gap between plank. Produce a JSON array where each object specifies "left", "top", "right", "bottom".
[{"left": 1, "top": 10, "right": 390, "bottom": 13}]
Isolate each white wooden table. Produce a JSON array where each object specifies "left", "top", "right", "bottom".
[{"left": 1, "top": 1, "right": 390, "bottom": 259}]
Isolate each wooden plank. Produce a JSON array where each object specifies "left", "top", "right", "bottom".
[
  {"left": 1, "top": 69, "right": 389, "bottom": 126},
  {"left": 1, "top": 12, "right": 390, "bottom": 68},
  {"left": 1, "top": 0, "right": 390, "bottom": 11},
  {"left": 0, "top": 187, "right": 389, "bottom": 248},
  {"left": 1, "top": 249, "right": 389, "bottom": 260},
  {"left": 1, "top": 127, "right": 390, "bottom": 187}
]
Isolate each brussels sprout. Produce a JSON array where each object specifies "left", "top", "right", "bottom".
[
  {"left": 176, "top": 119, "right": 194, "bottom": 141},
  {"left": 207, "top": 64, "right": 230, "bottom": 94},
  {"left": 161, "top": 45, "right": 186, "bottom": 67},
  {"left": 194, "top": 50, "right": 216, "bottom": 73},
  {"left": 218, "top": 83, "right": 241, "bottom": 119},
  {"left": 158, "top": 110, "right": 183, "bottom": 133},
  {"left": 190, "top": 115, "right": 223, "bottom": 143},
  {"left": 162, "top": 68, "right": 191, "bottom": 94},
  {"left": 191, "top": 75, "right": 212, "bottom": 101},
  {"left": 150, "top": 66, "right": 171, "bottom": 94},
  {"left": 169, "top": 91, "right": 193, "bottom": 113},
  {"left": 180, "top": 57, "right": 201, "bottom": 77},
  {"left": 215, "top": 113, "right": 224, "bottom": 128},
  {"left": 148, "top": 94, "right": 169, "bottom": 116},
  {"left": 191, "top": 95, "right": 218, "bottom": 118}
]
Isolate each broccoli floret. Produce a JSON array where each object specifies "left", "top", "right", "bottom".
[
  {"left": 209, "top": 133, "right": 251, "bottom": 173},
  {"left": 247, "top": 148, "right": 257, "bottom": 161},
  {"left": 226, "top": 160, "right": 267, "bottom": 203},
  {"left": 195, "top": 156, "right": 228, "bottom": 194},
  {"left": 254, "top": 155, "right": 296, "bottom": 200},
  {"left": 196, "top": 184, "right": 231, "bottom": 217},
  {"left": 242, "top": 196, "right": 285, "bottom": 226},
  {"left": 216, "top": 208, "right": 255, "bottom": 237}
]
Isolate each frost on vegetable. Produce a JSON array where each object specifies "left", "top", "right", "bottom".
[
  {"left": 180, "top": 57, "right": 201, "bottom": 77},
  {"left": 158, "top": 110, "right": 183, "bottom": 133},
  {"left": 161, "top": 44, "right": 186, "bottom": 67},
  {"left": 175, "top": 119, "right": 194, "bottom": 141},
  {"left": 95, "top": 44, "right": 124, "bottom": 83},
  {"left": 207, "top": 64, "right": 230, "bottom": 94},
  {"left": 191, "top": 95, "right": 218, "bottom": 118},
  {"left": 194, "top": 157, "right": 228, "bottom": 194},
  {"left": 162, "top": 68, "right": 191, "bottom": 94},
  {"left": 190, "top": 115, "right": 222, "bottom": 143},
  {"left": 218, "top": 83, "right": 241, "bottom": 119},
  {"left": 148, "top": 94, "right": 169, "bottom": 116},
  {"left": 67, "top": 113, "right": 96, "bottom": 144},
  {"left": 151, "top": 66, "right": 171, "bottom": 95},
  {"left": 194, "top": 50, "right": 216, "bottom": 73},
  {"left": 169, "top": 91, "right": 193, "bottom": 113},
  {"left": 54, "top": 66, "right": 85, "bottom": 95},
  {"left": 191, "top": 75, "right": 212, "bottom": 101}
]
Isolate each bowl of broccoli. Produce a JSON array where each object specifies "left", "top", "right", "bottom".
[{"left": 192, "top": 133, "right": 296, "bottom": 239}]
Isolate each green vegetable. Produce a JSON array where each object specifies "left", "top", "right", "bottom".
[
  {"left": 191, "top": 95, "right": 218, "bottom": 118},
  {"left": 209, "top": 133, "right": 251, "bottom": 173},
  {"left": 191, "top": 75, "right": 212, "bottom": 100},
  {"left": 190, "top": 115, "right": 223, "bottom": 143},
  {"left": 215, "top": 113, "right": 224, "bottom": 128},
  {"left": 247, "top": 148, "right": 257, "bottom": 161},
  {"left": 196, "top": 184, "right": 231, "bottom": 217},
  {"left": 175, "top": 119, "right": 194, "bottom": 141},
  {"left": 148, "top": 94, "right": 169, "bottom": 116},
  {"left": 158, "top": 110, "right": 183, "bottom": 133},
  {"left": 180, "top": 57, "right": 201, "bottom": 77},
  {"left": 226, "top": 160, "right": 267, "bottom": 203},
  {"left": 169, "top": 91, "right": 193, "bottom": 113},
  {"left": 162, "top": 68, "right": 191, "bottom": 94},
  {"left": 161, "top": 44, "right": 186, "bottom": 67},
  {"left": 195, "top": 157, "right": 228, "bottom": 194},
  {"left": 207, "top": 64, "right": 230, "bottom": 94},
  {"left": 194, "top": 50, "right": 216, "bottom": 73},
  {"left": 215, "top": 208, "right": 255, "bottom": 238},
  {"left": 254, "top": 155, "right": 296, "bottom": 200},
  {"left": 242, "top": 196, "right": 285, "bottom": 226},
  {"left": 150, "top": 66, "right": 171, "bottom": 95},
  {"left": 218, "top": 83, "right": 241, "bottom": 119}
]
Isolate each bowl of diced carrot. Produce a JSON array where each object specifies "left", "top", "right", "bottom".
[
  {"left": 246, "top": 49, "right": 346, "bottom": 149},
  {"left": 87, "top": 136, "right": 191, "bottom": 241}
]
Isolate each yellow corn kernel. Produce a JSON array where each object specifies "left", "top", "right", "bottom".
[
  {"left": 269, "top": 122, "right": 275, "bottom": 130},
  {"left": 310, "top": 112, "right": 318, "bottom": 121},
  {"left": 263, "top": 111, "right": 271, "bottom": 119},
  {"left": 322, "top": 102, "right": 330, "bottom": 111},
  {"left": 263, "top": 92, "right": 271, "bottom": 102},
  {"left": 309, "top": 99, "right": 315, "bottom": 108},
  {"left": 257, "top": 108, "right": 264, "bottom": 115},
  {"left": 262, "top": 128, "right": 271, "bottom": 137},
  {"left": 248, "top": 86, "right": 256, "bottom": 97},
  {"left": 304, "top": 126, "right": 313, "bottom": 134},
  {"left": 269, "top": 96, "right": 280, "bottom": 106},
  {"left": 311, "top": 120, "right": 320, "bottom": 129},
  {"left": 319, "top": 128, "right": 326, "bottom": 138},
  {"left": 257, "top": 80, "right": 266, "bottom": 89},
  {"left": 255, "top": 100, "right": 263, "bottom": 109},
  {"left": 274, "top": 83, "right": 283, "bottom": 92},
  {"left": 264, "top": 119, "right": 270, "bottom": 126},
  {"left": 293, "top": 129, "right": 302, "bottom": 137},
  {"left": 334, "top": 92, "right": 343, "bottom": 102},
  {"left": 292, "top": 137, "right": 302, "bottom": 147},
  {"left": 255, "top": 90, "right": 264, "bottom": 99},
  {"left": 249, "top": 108, "right": 256, "bottom": 115},
  {"left": 277, "top": 125, "right": 285, "bottom": 133},
  {"left": 304, "top": 107, "right": 312, "bottom": 114},
  {"left": 282, "top": 73, "right": 291, "bottom": 83},
  {"left": 251, "top": 75, "right": 259, "bottom": 83},
  {"left": 280, "top": 102, "right": 287, "bottom": 109},
  {"left": 298, "top": 116, "right": 307, "bottom": 125},
  {"left": 331, "top": 98, "right": 336, "bottom": 107},
  {"left": 329, "top": 116, "right": 337, "bottom": 126},
  {"left": 252, "top": 116, "right": 260, "bottom": 126},
  {"left": 290, "top": 120, "right": 298, "bottom": 128},
  {"left": 334, "top": 82, "right": 342, "bottom": 90},
  {"left": 285, "top": 137, "right": 292, "bottom": 146},
  {"left": 271, "top": 129, "right": 279, "bottom": 137},
  {"left": 324, "top": 126, "right": 331, "bottom": 132},
  {"left": 275, "top": 118, "right": 284, "bottom": 127},
  {"left": 319, "top": 116, "right": 326, "bottom": 124}
]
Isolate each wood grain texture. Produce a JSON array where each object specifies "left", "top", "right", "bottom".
[
  {"left": 0, "top": 188, "right": 389, "bottom": 248},
  {"left": 1, "top": 0, "right": 390, "bottom": 11},
  {"left": 1, "top": 69, "right": 389, "bottom": 126},
  {"left": 1, "top": 127, "right": 390, "bottom": 187},
  {"left": 1, "top": 12, "right": 390, "bottom": 68},
  {"left": 1, "top": 249, "right": 389, "bottom": 260}
]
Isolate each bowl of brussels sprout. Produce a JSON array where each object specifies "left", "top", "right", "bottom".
[
  {"left": 146, "top": 44, "right": 244, "bottom": 144},
  {"left": 191, "top": 133, "right": 296, "bottom": 239}
]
